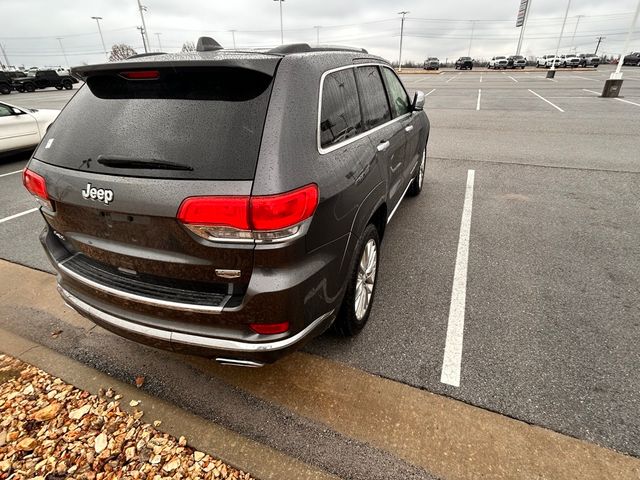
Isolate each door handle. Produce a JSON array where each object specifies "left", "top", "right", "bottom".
[
  {"left": 377, "top": 141, "right": 390, "bottom": 152},
  {"left": 405, "top": 125, "right": 414, "bottom": 133}
]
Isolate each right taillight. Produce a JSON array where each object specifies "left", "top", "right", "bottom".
[
  {"left": 177, "top": 184, "right": 319, "bottom": 243},
  {"left": 23, "top": 168, "right": 53, "bottom": 210}
]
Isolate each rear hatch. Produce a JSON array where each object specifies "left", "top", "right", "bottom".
[{"left": 31, "top": 58, "right": 279, "bottom": 300}]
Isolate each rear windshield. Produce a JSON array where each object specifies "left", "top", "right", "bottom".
[{"left": 34, "top": 67, "right": 275, "bottom": 180}]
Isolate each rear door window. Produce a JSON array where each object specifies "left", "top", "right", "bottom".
[
  {"left": 34, "top": 67, "right": 275, "bottom": 180},
  {"left": 381, "top": 68, "right": 411, "bottom": 118},
  {"left": 320, "top": 68, "right": 362, "bottom": 148},
  {"left": 354, "top": 66, "right": 391, "bottom": 131}
]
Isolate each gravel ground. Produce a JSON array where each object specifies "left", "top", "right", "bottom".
[{"left": 0, "top": 355, "right": 254, "bottom": 480}]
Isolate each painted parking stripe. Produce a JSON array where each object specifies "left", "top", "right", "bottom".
[
  {"left": 441, "top": 169, "right": 475, "bottom": 388},
  {"left": 446, "top": 73, "right": 461, "bottom": 83},
  {"left": 425, "top": 88, "right": 436, "bottom": 96},
  {"left": 508, "top": 75, "right": 518, "bottom": 83},
  {"left": 0, "top": 207, "right": 39, "bottom": 225},
  {"left": 476, "top": 89, "right": 482, "bottom": 111},
  {"left": 0, "top": 170, "right": 23, "bottom": 179},
  {"left": 528, "top": 89, "right": 564, "bottom": 112},
  {"left": 583, "top": 88, "right": 640, "bottom": 106},
  {"left": 479, "top": 73, "right": 483, "bottom": 83}
]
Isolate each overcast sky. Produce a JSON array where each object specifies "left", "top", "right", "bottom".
[{"left": 1, "top": 0, "right": 639, "bottom": 68}]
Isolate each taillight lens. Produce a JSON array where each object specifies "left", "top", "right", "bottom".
[
  {"left": 177, "top": 184, "right": 319, "bottom": 243},
  {"left": 249, "top": 321, "right": 289, "bottom": 335},
  {"left": 23, "top": 168, "right": 53, "bottom": 210}
]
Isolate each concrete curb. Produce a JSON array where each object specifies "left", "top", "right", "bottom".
[{"left": 0, "top": 327, "right": 340, "bottom": 480}]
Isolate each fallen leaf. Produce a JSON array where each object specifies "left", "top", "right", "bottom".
[
  {"left": 178, "top": 436, "right": 187, "bottom": 447},
  {"left": 134, "top": 376, "right": 145, "bottom": 388},
  {"left": 153, "top": 420, "right": 162, "bottom": 427},
  {"left": 68, "top": 403, "right": 91, "bottom": 420},
  {"left": 150, "top": 454, "right": 162, "bottom": 465},
  {"left": 94, "top": 432, "right": 108, "bottom": 453},
  {"left": 129, "top": 400, "right": 140, "bottom": 407},
  {"left": 33, "top": 402, "right": 62, "bottom": 421},
  {"left": 23, "top": 384, "right": 35, "bottom": 395},
  {"left": 0, "top": 459, "right": 10, "bottom": 472},
  {"left": 17, "top": 437, "right": 37, "bottom": 451}
]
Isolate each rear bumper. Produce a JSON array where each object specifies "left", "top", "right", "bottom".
[{"left": 41, "top": 226, "right": 343, "bottom": 363}]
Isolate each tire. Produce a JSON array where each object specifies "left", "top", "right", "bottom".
[
  {"left": 333, "top": 224, "right": 380, "bottom": 337},
  {"left": 55, "top": 85, "right": 63, "bottom": 90},
  {"left": 407, "top": 146, "right": 426, "bottom": 197},
  {"left": 469, "top": 67, "right": 473, "bottom": 70},
  {"left": 0, "top": 84, "right": 10, "bottom": 95},
  {"left": 24, "top": 83, "right": 35, "bottom": 93},
  {"left": 521, "top": 66, "right": 525, "bottom": 69},
  {"left": 637, "top": 61, "right": 640, "bottom": 67},
  {"left": 16, "top": 87, "right": 24, "bottom": 93},
  {"left": 63, "top": 80, "right": 73, "bottom": 90}
]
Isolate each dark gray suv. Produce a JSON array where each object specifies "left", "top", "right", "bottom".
[{"left": 23, "top": 38, "right": 430, "bottom": 366}]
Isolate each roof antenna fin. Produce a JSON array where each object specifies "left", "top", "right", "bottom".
[{"left": 196, "top": 37, "right": 223, "bottom": 52}]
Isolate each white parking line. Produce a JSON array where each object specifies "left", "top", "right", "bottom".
[
  {"left": 528, "top": 89, "right": 564, "bottom": 112},
  {"left": 425, "top": 88, "right": 436, "bottom": 96},
  {"left": 0, "top": 207, "right": 39, "bottom": 225},
  {"left": 508, "top": 75, "right": 518, "bottom": 83},
  {"left": 583, "top": 88, "right": 640, "bottom": 106},
  {"left": 441, "top": 169, "right": 475, "bottom": 388},
  {"left": 582, "top": 89, "right": 600, "bottom": 95},
  {"left": 446, "top": 73, "right": 461, "bottom": 83},
  {"left": 0, "top": 170, "right": 22, "bottom": 179},
  {"left": 476, "top": 89, "right": 482, "bottom": 110},
  {"left": 479, "top": 74, "right": 483, "bottom": 83},
  {"left": 572, "top": 75, "right": 598, "bottom": 82}
]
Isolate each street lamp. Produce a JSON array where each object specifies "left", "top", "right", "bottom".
[
  {"left": 230, "top": 30, "right": 237, "bottom": 49},
  {"left": 398, "top": 11, "right": 409, "bottom": 71},
  {"left": 137, "top": 0, "right": 151, "bottom": 53},
  {"left": 56, "top": 37, "right": 69, "bottom": 67},
  {"left": 155, "top": 32, "right": 162, "bottom": 51},
  {"left": 91, "top": 17, "right": 108, "bottom": 60},
  {"left": 602, "top": 0, "right": 640, "bottom": 96},
  {"left": 548, "top": 0, "right": 572, "bottom": 78},
  {"left": 314, "top": 25, "right": 321, "bottom": 46},
  {"left": 274, "top": 0, "right": 284, "bottom": 45}
]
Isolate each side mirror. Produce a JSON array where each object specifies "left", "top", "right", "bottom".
[
  {"left": 412, "top": 90, "right": 425, "bottom": 111},
  {"left": 12, "top": 107, "right": 25, "bottom": 115}
]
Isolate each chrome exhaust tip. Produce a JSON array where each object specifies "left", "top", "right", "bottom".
[{"left": 215, "top": 357, "right": 265, "bottom": 368}]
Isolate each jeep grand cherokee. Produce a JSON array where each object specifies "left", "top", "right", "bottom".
[{"left": 23, "top": 38, "right": 430, "bottom": 366}]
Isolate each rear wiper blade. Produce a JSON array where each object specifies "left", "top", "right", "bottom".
[{"left": 97, "top": 156, "right": 193, "bottom": 171}]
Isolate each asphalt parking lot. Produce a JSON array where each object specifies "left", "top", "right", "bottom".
[{"left": 1, "top": 66, "right": 639, "bottom": 478}]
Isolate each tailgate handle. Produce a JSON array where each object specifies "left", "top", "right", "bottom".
[{"left": 377, "top": 141, "right": 391, "bottom": 152}]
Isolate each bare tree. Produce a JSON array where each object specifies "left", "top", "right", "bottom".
[
  {"left": 109, "top": 44, "right": 137, "bottom": 62},
  {"left": 181, "top": 41, "right": 196, "bottom": 53}
]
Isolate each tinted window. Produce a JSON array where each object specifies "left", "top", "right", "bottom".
[
  {"left": 381, "top": 68, "right": 410, "bottom": 118},
  {"left": 354, "top": 66, "right": 391, "bottom": 130},
  {"left": 320, "top": 69, "right": 362, "bottom": 148},
  {"left": 34, "top": 67, "right": 274, "bottom": 180},
  {"left": 0, "top": 105, "right": 12, "bottom": 117}
]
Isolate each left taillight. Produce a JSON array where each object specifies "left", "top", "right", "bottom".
[
  {"left": 23, "top": 168, "right": 53, "bottom": 210},
  {"left": 177, "top": 184, "right": 319, "bottom": 243}
]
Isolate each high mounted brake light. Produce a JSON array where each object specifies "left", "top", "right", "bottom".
[
  {"left": 177, "top": 184, "right": 319, "bottom": 243},
  {"left": 120, "top": 70, "right": 160, "bottom": 80},
  {"left": 23, "top": 168, "right": 53, "bottom": 210}
]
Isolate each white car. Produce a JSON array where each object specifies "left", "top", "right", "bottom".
[
  {"left": 536, "top": 55, "right": 559, "bottom": 68},
  {"left": 0, "top": 101, "right": 59, "bottom": 155},
  {"left": 559, "top": 54, "right": 580, "bottom": 68},
  {"left": 488, "top": 56, "right": 509, "bottom": 69}
]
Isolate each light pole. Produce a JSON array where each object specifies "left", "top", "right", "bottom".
[
  {"left": 230, "top": 30, "right": 237, "bottom": 49},
  {"left": 91, "top": 16, "right": 108, "bottom": 60},
  {"left": 56, "top": 37, "right": 69, "bottom": 67},
  {"left": 155, "top": 32, "right": 162, "bottom": 51},
  {"left": 136, "top": 26, "right": 147, "bottom": 53},
  {"left": 274, "top": 0, "right": 284, "bottom": 45},
  {"left": 594, "top": 36, "right": 605, "bottom": 54},
  {"left": 611, "top": 0, "right": 640, "bottom": 80},
  {"left": 468, "top": 20, "right": 476, "bottom": 57},
  {"left": 549, "top": 0, "right": 572, "bottom": 77},
  {"left": 314, "top": 25, "right": 321, "bottom": 46},
  {"left": 398, "top": 11, "right": 409, "bottom": 71},
  {"left": 570, "top": 15, "right": 584, "bottom": 52},
  {"left": 516, "top": 0, "right": 533, "bottom": 56},
  {"left": 137, "top": 0, "right": 151, "bottom": 54}
]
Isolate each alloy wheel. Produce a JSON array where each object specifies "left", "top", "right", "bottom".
[{"left": 355, "top": 239, "right": 377, "bottom": 321}]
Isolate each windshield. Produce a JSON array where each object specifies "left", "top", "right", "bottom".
[
  {"left": 34, "top": 67, "right": 275, "bottom": 180},
  {"left": 460, "top": 57, "right": 471, "bottom": 60}
]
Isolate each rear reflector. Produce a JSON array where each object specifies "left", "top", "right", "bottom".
[
  {"left": 249, "top": 321, "right": 289, "bottom": 335},
  {"left": 23, "top": 168, "right": 52, "bottom": 209},
  {"left": 177, "top": 184, "right": 319, "bottom": 243},
  {"left": 120, "top": 70, "right": 160, "bottom": 80}
]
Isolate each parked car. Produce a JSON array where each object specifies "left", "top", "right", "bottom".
[
  {"left": 488, "top": 56, "right": 508, "bottom": 69},
  {"left": 23, "top": 39, "right": 431, "bottom": 365},
  {"left": 0, "top": 101, "right": 59, "bottom": 155},
  {"left": 507, "top": 55, "right": 526, "bottom": 69},
  {"left": 12, "top": 69, "right": 78, "bottom": 93},
  {"left": 559, "top": 54, "right": 580, "bottom": 68},
  {"left": 0, "top": 72, "right": 13, "bottom": 95},
  {"left": 577, "top": 54, "right": 600, "bottom": 68},
  {"left": 536, "top": 55, "right": 559, "bottom": 68},
  {"left": 4, "top": 71, "right": 27, "bottom": 80},
  {"left": 622, "top": 52, "right": 640, "bottom": 66},
  {"left": 423, "top": 57, "right": 440, "bottom": 70},
  {"left": 455, "top": 57, "right": 473, "bottom": 70}
]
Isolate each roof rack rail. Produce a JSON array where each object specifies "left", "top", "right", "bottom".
[
  {"left": 127, "top": 52, "right": 167, "bottom": 59},
  {"left": 268, "top": 43, "right": 368, "bottom": 55},
  {"left": 197, "top": 36, "right": 223, "bottom": 52}
]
